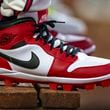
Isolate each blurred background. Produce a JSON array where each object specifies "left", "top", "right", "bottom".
[
  {"left": 51, "top": 0, "right": 110, "bottom": 110},
  {"left": 63, "top": 0, "right": 110, "bottom": 59}
]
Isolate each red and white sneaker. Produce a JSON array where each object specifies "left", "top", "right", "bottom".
[
  {"left": 19, "top": 9, "right": 96, "bottom": 55},
  {"left": 0, "top": 17, "right": 110, "bottom": 91}
]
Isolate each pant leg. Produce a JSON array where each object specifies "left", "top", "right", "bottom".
[
  {"left": 29, "top": 0, "right": 51, "bottom": 11},
  {"left": 1, "top": 0, "right": 51, "bottom": 17}
]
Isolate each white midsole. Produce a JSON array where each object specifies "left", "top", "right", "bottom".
[{"left": 0, "top": 68, "right": 109, "bottom": 84}]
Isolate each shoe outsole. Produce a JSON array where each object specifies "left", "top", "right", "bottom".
[{"left": 0, "top": 74, "right": 109, "bottom": 91}]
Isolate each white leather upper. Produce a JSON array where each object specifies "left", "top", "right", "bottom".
[
  {"left": 0, "top": 44, "right": 110, "bottom": 76},
  {"left": 68, "top": 52, "right": 110, "bottom": 72},
  {"left": 0, "top": 45, "right": 54, "bottom": 76}
]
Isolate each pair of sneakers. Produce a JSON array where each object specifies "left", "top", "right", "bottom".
[
  {"left": 48, "top": 8, "right": 96, "bottom": 55},
  {"left": 0, "top": 9, "right": 110, "bottom": 91}
]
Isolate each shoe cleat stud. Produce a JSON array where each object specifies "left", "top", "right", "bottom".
[
  {"left": 101, "top": 80, "right": 110, "bottom": 87},
  {"left": 84, "top": 84, "right": 95, "bottom": 90},
  {"left": 62, "top": 84, "right": 73, "bottom": 91},
  {"left": 4, "top": 79, "right": 13, "bottom": 87},
  {"left": 49, "top": 83, "right": 58, "bottom": 90}
]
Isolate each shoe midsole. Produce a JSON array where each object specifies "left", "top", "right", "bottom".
[{"left": 0, "top": 68, "right": 109, "bottom": 84}]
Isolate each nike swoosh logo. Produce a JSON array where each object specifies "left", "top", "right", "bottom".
[{"left": 0, "top": 52, "right": 40, "bottom": 69}]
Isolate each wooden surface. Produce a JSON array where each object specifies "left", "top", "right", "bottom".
[
  {"left": 40, "top": 88, "right": 80, "bottom": 109},
  {"left": 0, "top": 83, "right": 80, "bottom": 110},
  {"left": 0, "top": 86, "right": 37, "bottom": 109}
]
